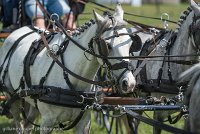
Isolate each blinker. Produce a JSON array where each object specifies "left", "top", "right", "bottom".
[{"left": 129, "top": 34, "right": 142, "bottom": 53}]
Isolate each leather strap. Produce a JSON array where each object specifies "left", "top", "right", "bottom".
[
  {"left": 125, "top": 109, "right": 194, "bottom": 134},
  {"left": 40, "top": 32, "right": 114, "bottom": 86}
]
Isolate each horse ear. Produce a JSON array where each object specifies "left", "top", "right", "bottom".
[
  {"left": 190, "top": 0, "right": 200, "bottom": 16},
  {"left": 113, "top": 3, "right": 124, "bottom": 20},
  {"left": 113, "top": 4, "right": 127, "bottom": 26},
  {"left": 93, "top": 10, "right": 105, "bottom": 25}
]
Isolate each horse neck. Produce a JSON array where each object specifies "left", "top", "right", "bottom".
[
  {"left": 170, "top": 11, "right": 197, "bottom": 77},
  {"left": 63, "top": 23, "right": 100, "bottom": 90}
]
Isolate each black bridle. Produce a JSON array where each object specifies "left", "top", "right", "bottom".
[{"left": 88, "top": 25, "right": 137, "bottom": 85}]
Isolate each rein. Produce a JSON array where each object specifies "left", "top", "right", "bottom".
[
  {"left": 125, "top": 109, "right": 194, "bottom": 134},
  {"left": 36, "top": 0, "right": 200, "bottom": 61},
  {"left": 40, "top": 32, "right": 114, "bottom": 87}
]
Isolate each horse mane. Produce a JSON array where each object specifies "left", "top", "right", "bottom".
[
  {"left": 71, "top": 19, "right": 95, "bottom": 37},
  {"left": 71, "top": 15, "right": 126, "bottom": 39},
  {"left": 175, "top": 6, "right": 193, "bottom": 32}
]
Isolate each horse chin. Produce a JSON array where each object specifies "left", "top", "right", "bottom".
[
  {"left": 121, "top": 85, "right": 135, "bottom": 94},
  {"left": 119, "top": 75, "right": 136, "bottom": 94},
  {"left": 119, "top": 80, "right": 136, "bottom": 94}
]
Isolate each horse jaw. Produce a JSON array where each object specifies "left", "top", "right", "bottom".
[{"left": 190, "top": 0, "right": 200, "bottom": 16}]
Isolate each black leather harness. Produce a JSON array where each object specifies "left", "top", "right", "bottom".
[
  {"left": 23, "top": 32, "right": 55, "bottom": 88},
  {"left": 136, "top": 30, "right": 181, "bottom": 94},
  {"left": 22, "top": 33, "right": 104, "bottom": 108},
  {"left": 19, "top": 86, "right": 103, "bottom": 108}
]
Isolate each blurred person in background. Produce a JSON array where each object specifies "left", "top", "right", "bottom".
[
  {"left": 66, "top": 0, "right": 87, "bottom": 29},
  {"left": 25, "top": 0, "right": 76, "bottom": 30},
  {"left": 0, "top": 0, "right": 21, "bottom": 32}
]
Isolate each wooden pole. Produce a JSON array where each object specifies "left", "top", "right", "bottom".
[
  {"left": 0, "top": 33, "right": 10, "bottom": 38},
  {"left": 102, "top": 97, "right": 144, "bottom": 105}
]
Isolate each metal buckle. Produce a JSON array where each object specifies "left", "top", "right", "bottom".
[
  {"left": 181, "top": 105, "right": 189, "bottom": 119},
  {"left": 50, "top": 13, "right": 59, "bottom": 31},
  {"left": 77, "top": 95, "right": 85, "bottom": 104}
]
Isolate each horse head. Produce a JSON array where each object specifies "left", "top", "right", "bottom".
[{"left": 92, "top": 4, "right": 137, "bottom": 94}]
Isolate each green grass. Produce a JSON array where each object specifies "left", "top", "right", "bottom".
[
  {"left": 0, "top": 2, "right": 188, "bottom": 134},
  {"left": 78, "top": 3, "right": 188, "bottom": 29},
  {"left": 0, "top": 111, "right": 184, "bottom": 134}
]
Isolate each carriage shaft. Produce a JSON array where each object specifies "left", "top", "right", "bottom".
[
  {"left": 102, "top": 97, "right": 146, "bottom": 105},
  {"left": 124, "top": 105, "right": 181, "bottom": 111},
  {"left": 99, "top": 105, "right": 181, "bottom": 111}
]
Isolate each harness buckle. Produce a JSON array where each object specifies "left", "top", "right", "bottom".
[
  {"left": 181, "top": 105, "right": 189, "bottom": 119},
  {"left": 149, "top": 28, "right": 159, "bottom": 35},
  {"left": 50, "top": 13, "right": 59, "bottom": 31},
  {"left": 77, "top": 95, "right": 85, "bottom": 104}
]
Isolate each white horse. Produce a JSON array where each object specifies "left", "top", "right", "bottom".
[
  {"left": 135, "top": 0, "right": 200, "bottom": 133},
  {"left": 0, "top": 4, "right": 137, "bottom": 134},
  {"left": 93, "top": 14, "right": 159, "bottom": 133}
]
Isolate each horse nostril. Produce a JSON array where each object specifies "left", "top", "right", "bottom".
[{"left": 122, "top": 80, "right": 128, "bottom": 91}]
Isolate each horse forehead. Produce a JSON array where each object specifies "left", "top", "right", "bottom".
[
  {"left": 111, "top": 39, "right": 130, "bottom": 55},
  {"left": 103, "top": 27, "right": 127, "bottom": 36},
  {"left": 105, "top": 28, "right": 130, "bottom": 42}
]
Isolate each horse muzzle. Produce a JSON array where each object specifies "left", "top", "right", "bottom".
[{"left": 120, "top": 73, "right": 136, "bottom": 94}]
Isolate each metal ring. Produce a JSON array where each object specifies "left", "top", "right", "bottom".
[
  {"left": 161, "top": 13, "right": 170, "bottom": 21},
  {"left": 50, "top": 13, "right": 59, "bottom": 23},
  {"left": 149, "top": 28, "right": 156, "bottom": 34},
  {"left": 52, "top": 44, "right": 60, "bottom": 52}
]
